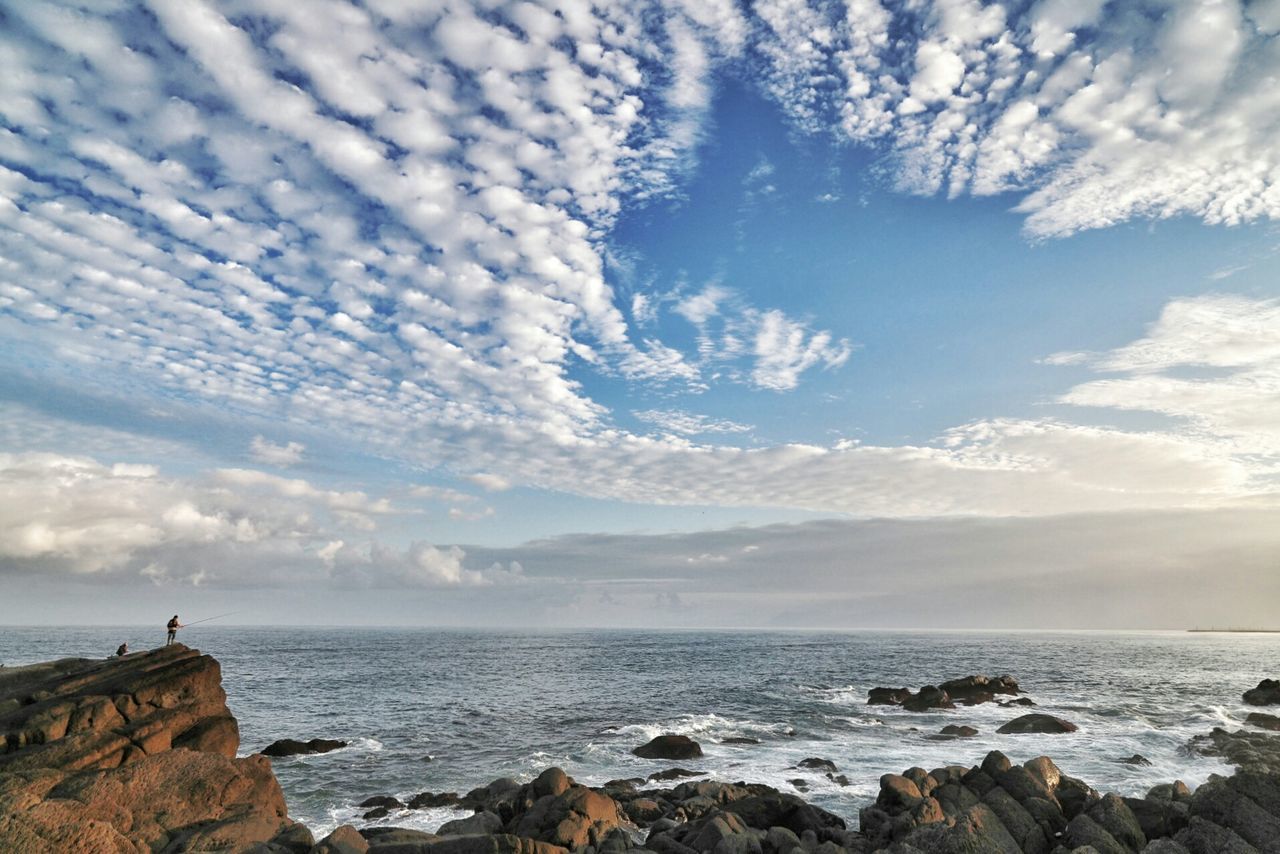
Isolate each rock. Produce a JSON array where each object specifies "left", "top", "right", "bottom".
[
  {"left": 721, "top": 737, "right": 760, "bottom": 745},
  {"left": 1147, "top": 781, "right": 1193, "bottom": 803},
  {"left": 939, "top": 725, "right": 979, "bottom": 738},
  {"left": 439, "top": 811, "right": 504, "bottom": 836},
  {"left": 626, "top": 798, "right": 667, "bottom": 824},
  {"left": 362, "top": 795, "right": 406, "bottom": 809},
  {"left": 1191, "top": 727, "right": 1280, "bottom": 774},
  {"left": 1085, "top": 793, "right": 1145, "bottom": 851},
  {"left": 868, "top": 688, "right": 913, "bottom": 705},
  {"left": 1117, "top": 754, "right": 1152, "bottom": 766},
  {"left": 511, "top": 783, "right": 625, "bottom": 849},
  {"left": 1173, "top": 815, "right": 1260, "bottom": 853},
  {"left": 996, "top": 714, "right": 1078, "bottom": 734},
  {"left": 314, "top": 824, "right": 371, "bottom": 853},
  {"left": 1055, "top": 775, "right": 1099, "bottom": 820},
  {"left": 649, "top": 768, "right": 705, "bottom": 782},
  {"left": 1000, "top": 697, "right": 1036, "bottom": 707},
  {"left": 902, "top": 802, "right": 1022, "bottom": 853},
  {"left": 1064, "top": 813, "right": 1128, "bottom": 854},
  {"left": 722, "top": 792, "right": 845, "bottom": 838},
  {"left": 939, "top": 675, "right": 1022, "bottom": 706},
  {"left": 410, "top": 791, "right": 463, "bottom": 809},
  {"left": 634, "top": 735, "right": 703, "bottom": 760},
  {"left": 1246, "top": 713, "right": 1280, "bottom": 731},
  {"left": 796, "top": 758, "right": 838, "bottom": 773},
  {"left": 788, "top": 779, "right": 808, "bottom": 791},
  {"left": 1244, "top": 679, "right": 1280, "bottom": 706},
  {"left": 902, "top": 686, "right": 954, "bottom": 713},
  {"left": 0, "top": 644, "right": 307, "bottom": 851},
  {"left": 261, "top": 737, "right": 348, "bottom": 757},
  {"left": 532, "top": 767, "right": 571, "bottom": 799}
]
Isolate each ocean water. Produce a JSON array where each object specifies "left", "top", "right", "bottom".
[{"left": 2, "top": 626, "right": 1275, "bottom": 837}]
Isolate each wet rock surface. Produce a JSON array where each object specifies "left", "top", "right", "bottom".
[
  {"left": 0, "top": 643, "right": 308, "bottom": 852},
  {"left": 262, "top": 737, "right": 350, "bottom": 757},
  {"left": 867, "top": 675, "right": 1023, "bottom": 713}
]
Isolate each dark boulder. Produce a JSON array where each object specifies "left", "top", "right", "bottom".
[
  {"left": 1118, "top": 753, "right": 1153, "bottom": 766},
  {"left": 720, "top": 737, "right": 760, "bottom": 745},
  {"left": 360, "top": 795, "right": 404, "bottom": 809},
  {"left": 260, "top": 737, "right": 347, "bottom": 757},
  {"left": 1191, "top": 727, "right": 1280, "bottom": 774},
  {"left": 409, "top": 791, "right": 463, "bottom": 809},
  {"left": 649, "top": 767, "right": 704, "bottom": 782},
  {"left": 868, "top": 687, "right": 912, "bottom": 705},
  {"left": 903, "top": 686, "right": 954, "bottom": 713},
  {"left": 939, "top": 675, "right": 1021, "bottom": 705},
  {"left": 996, "top": 713, "right": 1078, "bottom": 734},
  {"left": 634, "top": 734, "right": 703, "bottom": 760},
  {"left": 938, "top": 725, "right": 979, "bottom": 738},
  {"left": 797, "top": 757, "right": 838, "bottom": 772},
  {"left": 1244, "top": 678, "right": 1280, "bottom": 706}
]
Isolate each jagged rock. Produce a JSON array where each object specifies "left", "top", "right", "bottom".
[
  {"left": 797, "top": 758, "right": 838, "bottom": 772},
  {"left": 996, "top": 714, "right": 1078, "bottom": 734},
  {"left": 903, "top": 802, "right": 1022, "bottom": 853},
  {"left": 1191, "top": 727, "right": 1280, "bottom": 774},
  {"left": 510, "top": 776, "right": 625, "bottom": 849},
  {"left": 1173, "top": 815, "right": 1260, "bottom": 853},
  {"left": 1244, "top": 679, "right": 1280, "bottom": 706},
  {"left": 0, "top": 644, "right": 307, "bottom": 851},
  {"left": 1123, "top": 795, "right": 1188, "bottom": 839},
  {"left": 626, "top": 797, "right": 667, "bottom": 823},
  {"left": 1000, "top": 698, "right": 1036, "bottom": 708},
  {"left": 261, "top": 737, "right": 348, "bottom": 757},
  {"left": 1186, "top": 773, "right": 1280, "bottom": 851},
  {"left": 634, "top": 735, "right": 703, "bottom": 760}
]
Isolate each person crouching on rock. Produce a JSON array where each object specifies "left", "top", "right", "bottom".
[
  {"left": 116, "top": 643, "right": 128, "bottom": 657},
  {"left": 166, "top": 615, "right": 182, "bottom": 645}
]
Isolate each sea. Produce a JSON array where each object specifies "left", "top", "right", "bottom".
[{"left": 1, "top": 626, "right": 1274, "bottom": 838}]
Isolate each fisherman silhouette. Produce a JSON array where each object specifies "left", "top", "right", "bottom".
[
  {"left": 166, "top": 615, "right": 182, "bottom": 645},
  {"left": 116, "top": 642, "right": 128, "bottom": 657}
]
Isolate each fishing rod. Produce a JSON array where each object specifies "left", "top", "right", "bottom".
[{"left": 182, "top": 612, "right": 240, "bottom": 627}]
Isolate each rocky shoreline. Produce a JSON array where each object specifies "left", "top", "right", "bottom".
[{"left": 5, "top": 648, "right": 1280, "bottom": 853}]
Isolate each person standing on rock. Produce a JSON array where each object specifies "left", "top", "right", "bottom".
[
  {"left": 116, "top": 643, "right": 128, "bottom": 657},
  {"left": 166, "top": 615, "right": 182, "bottom": 645}
]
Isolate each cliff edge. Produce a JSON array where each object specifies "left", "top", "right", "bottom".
[{"left": 0, "top": 643, "right": 310, "bottom": 852}]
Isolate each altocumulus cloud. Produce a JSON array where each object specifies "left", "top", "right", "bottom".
[{"left": 0, "top": 0, "right": 1277, "bottom": 552}]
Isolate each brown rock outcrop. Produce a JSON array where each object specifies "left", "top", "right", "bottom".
[{"left": 0, "top": 644, "right": 308, "bottom": 852}]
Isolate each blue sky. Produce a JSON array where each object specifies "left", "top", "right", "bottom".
[{"left": 1, "top": 0, "right": 1278, "bottom": 627}]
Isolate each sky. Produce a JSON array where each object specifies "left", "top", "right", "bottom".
[{"left": 0, "top": 0, "right": 1278, "bottom": 629}]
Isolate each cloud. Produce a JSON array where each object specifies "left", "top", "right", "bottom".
[
  {"left": 466, "top": 473, "right": 512, "bottom": 493},
  {"left": 746, "top": 0, "right": 1280, "bottom": 237},
  {"left": 0, "top": 452, "right": 513, "bottom": 589},
  {"left": 249, "top": 435, "right": 305, "bottom": 466},
  {"left": 633, "top": 409, "right": 753, "bottom": 436},
  {"left": 453, "top": 508, "right": 1280, "bottom": 629},
  {"left": 1055, "top": 294, "right": 1280, "bottom": 454}
]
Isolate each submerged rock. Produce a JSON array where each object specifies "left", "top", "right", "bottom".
[
  {"left": 634, "top": 734, "right": 703, "bottom": 760},
  {"left": 936, "top": 724, "right": 979, "bottom": 738},
  {"left": 996, "top": 713, "right": 1078, "bottom": 734},
  {"left": 260, "top": 736, "right": 348, "bottom": 757},
  {"left": 1191, "top": 726, "right": 1280, "bottom": 774},
  {"left": 869, "top": 675, "right": 1020, "bottom": 714}
]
